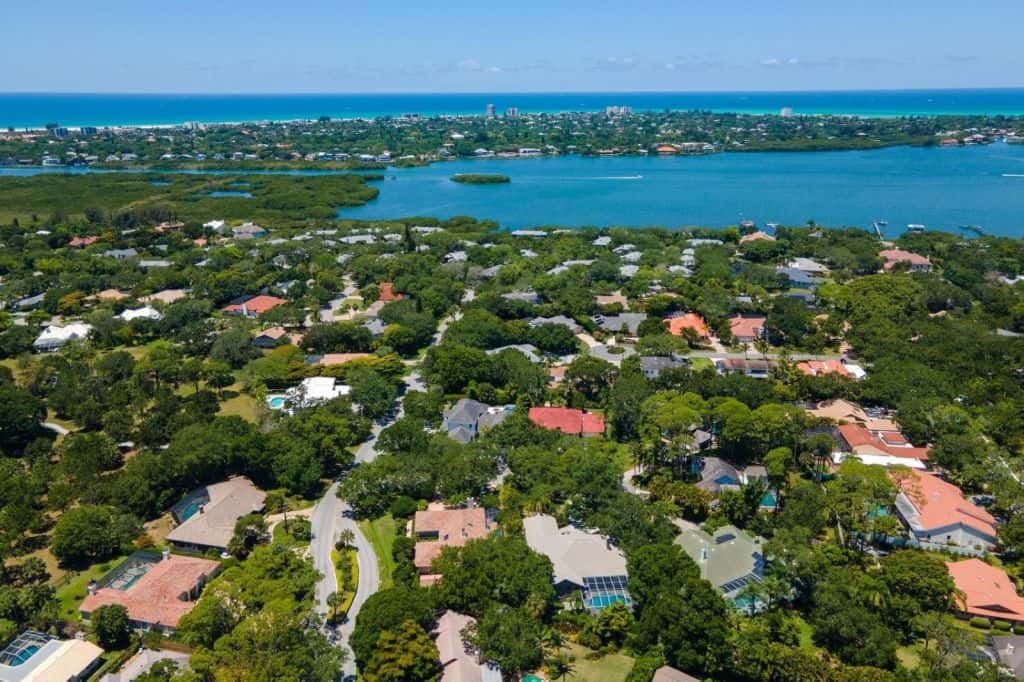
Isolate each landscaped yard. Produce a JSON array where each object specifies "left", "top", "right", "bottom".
[
  {"left": 359, "top": 514, "right": 398, "bottom": 591},
  {"left": 54, "top": 555, "right": 129, "bottom": 621},
  {"left": 218, "top": 391, "right": 261, "bottom": 422},
  {"left": 690, "top": 357, "right": 714, "bottom": 371},
  {"left": 562, "top": 643, "right": 635, "bottom": 682}
]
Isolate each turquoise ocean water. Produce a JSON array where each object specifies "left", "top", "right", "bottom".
[{"left": 3, "top": 89, "right": 1024, "bottom": 128}]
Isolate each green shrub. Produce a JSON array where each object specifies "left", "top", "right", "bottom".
[
  {"left": 994, "top": 619, "right": 1012, "bottom": 631},
  {"left": 389, "top": 496, "right": 417, "bottom": 519},
  {"left": 969, "top": 616, "right": 992, "bottom": 629}
]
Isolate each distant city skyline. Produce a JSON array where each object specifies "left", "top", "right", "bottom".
[{"left": 2, "top": 1, "right": 1022, "bottom": 93}]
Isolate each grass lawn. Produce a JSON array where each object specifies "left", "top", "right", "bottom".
[
  {"left": 792, "top": 614, "right": 818, "bottom": 653},
  {"left": 143, "top": 514, "right": 175, "bottom": 547},
  {"left": 359, "top": 515, "right": 398, "bottom": 591},
  {"left": 562, "top": 643, "right": 635, "bottom": 682},
  {"left": 690, "top": 357, "right": 714, "bottom": 371},
  {"left": 896, "top": 644, "right": 921, "bottom": 670},
  {"left": 55, "top": 555, "right": 129, "bottom": 621},
  {"left": 218, "top": 392, "right": 261, "bottom": 422}
]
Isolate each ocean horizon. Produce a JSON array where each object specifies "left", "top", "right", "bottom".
[{"left": 3, "top": 88, "right": 1024, "bottom": 129}]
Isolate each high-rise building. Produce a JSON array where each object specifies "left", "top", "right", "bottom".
[
  {"left": 505, "top": 107, "right": 520, "bottom": 118},
  {"left": 486, "top": 103, "right": 496, "bottom": 118},
  {"left": 780, "top": 107, "right": 794, "bottom": 118}
]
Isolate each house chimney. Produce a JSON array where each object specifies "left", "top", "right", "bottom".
[{"left": 162, "top": 549, "right": 171, "bottom": 561}]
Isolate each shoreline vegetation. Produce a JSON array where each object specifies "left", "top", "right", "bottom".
[{"left": 451, "top": 173, "right": 511, "bottom": 184}]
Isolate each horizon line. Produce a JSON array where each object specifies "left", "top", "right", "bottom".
[{"left": 3, "top": 86, "right": 1024, "bottom": 97}]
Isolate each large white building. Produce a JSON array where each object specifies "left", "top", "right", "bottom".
[{"left": 33, "top": 323, "right": 92, "bottom": 352}]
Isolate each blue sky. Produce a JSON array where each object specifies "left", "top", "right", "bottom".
[{"left": 2, "top": 0, "right": 1022, "bottom": 93}]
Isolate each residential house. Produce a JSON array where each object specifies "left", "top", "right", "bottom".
[
  {"left": 880, "top": 249, "right": 932, "bottom": 272},
  {"left": 522, "top": 514, "right": 631, "bottom": 611},
  {"left": 595, "top": 291, "right": 629, "bottom": 309},
  {"left": 486, "top": 344, "right": 544, "bottom": 364},
  {"left": 0, "top": 631, "right": 103, "bottom": 682},
  {"left": 695, "top": 457, "right": 763, "bottom": 494},
  {"left": 378, "top": 282, "right": 403, "bottom": 302},
  {"left": 222, "top": 294, "right": 288, "bottom": 317},
  {"left": 501, "top": 290, "right": 541, "bottom": 305},
  {"left": 894, "top": 471, "right": 997, "bottom": 554},
  {"left": 153, "top": 221, "right": 184, "bottom": 234},
  {"left": 592, "top": 236, "right": 612, "bottom": 247},
  {"left": 509, "top": 230, "right": 547, "bottom": 238},
  {"left": 231, "top": 223, "right": 268, "bottom": 240},
  {"left": 311, "top": 352, "right": 373, "bottom": 367},
  {"left": 103, "top": 248, "right": 139, "bottom": 260},
  {"left": 796, "top": 358, "right": 866, "bottom": 380},
  {"left": 739, "top": 231, "right": 775, "bottom": 244},
  {"left": 987, "top": 635, "right": 1024, "bottom": 678},
  {"left": 285, "top": 377, "right": 349, "bottom": 408},
  {"left": 138, "top": 259, "right": 172, "bottom": 269},
  {"left": 775, "top": 266, "right": 821, "bottom": 289},
  {"left": 433, "top": 611, "right": 502, "bottom": 682},
  {"left": 593, "top": 313, "right": 647, "bottom": 336},
  {"left": 116, "top": 305, "right": 162, "bottom": 322},
  {"left": 674, "top": 522, "right": 766, "bottom": 605},
  {"left": 69, "top": 235, "right": 99, "bottom": 248},
  {"left": 14, "top": 293, "right": 45, "bottom": 310},
  {"left": 528, "top": 407, "right": 605, "bottom": 436},
  {"left": 81, "top": 552, "right": 220, "bottom": 633},
  {"left": 140, "top": 288, "right": 189, "bottom": 305},
  {"left": 33, "top": 322, "right": 92, "bottom": 352},
  {"left": 947, "top": 559, "right": 1024, "bottom": 622},
  {"left": 100, "top": 649, "right": 191, "bottom": 682},
  {"left": 414, "top": 508, "right": 492, "bottom": 585},
  {"left": 728, "top": 315, "right": 766, "bottom": 344},
  {"left": 666, "top": 313, "right": 709, "bottom": 338},
  {"left": 640, "top": 355, "right": 688, "bottom": 379},
  {"left": 252, "top": 326, "right": 304, "bottom": 349},
  {"left": 715, "top": 358, "right": 773, "bottom": 378},
  {"left": 529, "top": 315, "right": 581, "bottom": 334},
  {"left": 785, "top": 257, "right": 830, "bottom": 275},
  {"left": 442, "top": 399, "right": 513, "bottom": 444},
  {"left": 95, "top": 288, "right": 129, "bottom": 302},
  {"left": 836, "top": 422, "right": 929, "bottom": 469},
  {"left": 807, "top": 399, "right": 900, "bottom": 432},
  {"left": 166, "top": 477, "right": 266, "bottom": 552},
  {"left": 619, "top": 264, "right": 640, "bottom": 278},
  {"left": 652, "top": 666, "right": 702, "bottom": 682}
]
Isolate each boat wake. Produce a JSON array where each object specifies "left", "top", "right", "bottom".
[
  {"left": 592, "top": 175, "right": 643, "bottom": 180},
  {"left": 1003, "top": 174, "right": 1024, "bottom": 177}
]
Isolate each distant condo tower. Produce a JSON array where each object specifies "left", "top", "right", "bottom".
[
  {"left": 505, "top": 107, "right": 520, "bottom": 118},
  {"left": 780, "top": 107, "right": 794, "bottom": 117},
  {"left": 486, "top": 103, "right": 496, "bottom": 118}
]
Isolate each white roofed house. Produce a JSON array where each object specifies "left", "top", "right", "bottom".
[
  {"left": 286, "top": 377, "right": 350, "bottom": 409},
  {"left": 116, "top": 305, "right": 163, "bottom": 322},
  {"left": 523, "top": 514, "right": 631, "bottom": 612},
  {"left": 33, "top": 322, "right": 92, "bottom": 352}
]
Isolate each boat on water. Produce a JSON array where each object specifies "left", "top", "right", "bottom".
[{"left": 907, "top": 224, "right": 926, "bottom": 233}]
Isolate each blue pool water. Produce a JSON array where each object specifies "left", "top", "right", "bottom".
[
  {"left": 587, "top": 594, "right": 629, "bottom": 609},
  {"left": 760, "top": 492, "right": 778, "bottom": 509},
  {"left": 9, "top": 644, "right": 40, "bottom": 665},
  {"left": 267, "top": 395, "right": 287, "bottom": 410},
  {"left": 180, "top": 500, "right": 202, "bottom": 521}
]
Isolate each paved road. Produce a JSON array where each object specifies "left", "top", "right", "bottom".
[{"left": 41, "top": 422, "right": 70, "bottom": 436}]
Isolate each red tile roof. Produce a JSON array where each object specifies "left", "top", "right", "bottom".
[
  {"left": 880, "top": 249, "right": 931, "bottom": 270},
  {"left": 797, "top": 359, "right": 852, "bottom": 378},
  {"left": 69, "top": 236, "right": 99, "bottom": 248},
  {"left": 81, "top": 555, "right": 219, "bottom": 628},
  {"left": 896, "top": 470, "right": 996, "bottom": 539},
  {"left": 947, "top": 558, "right": 1024, "bottom": 621},
  {"left": 414, "top": 508, "right": 490, "bottom": 574},
  {"left": 665, "top": 313, "right": 709, "bottom": 338},
  {"left": 528, "top": 407, "right": 605, "bottom": 436},
  {"left": 222, "top": 295, "right": 288, "bottom": 316},
  {"left": 378, "top": 282, "right": 403, "bottom": 302},
  {"left": 838, "top": 423, "right": 929, "bottom": 461},
  {"left": 728, "top": 315, "right": 765, "bottom": 340}
]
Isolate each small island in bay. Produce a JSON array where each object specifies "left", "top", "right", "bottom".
[{"left": 451, "top": 173, "right": 511, "bottom": 184}]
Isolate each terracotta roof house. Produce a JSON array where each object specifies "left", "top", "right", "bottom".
[
  {"left": 252, "top": 326, "right": 304, "bottom": 349},
  {"left": 153, "top": 221, "right": 185, "bottom": 233},
  {"left": 728, "top": 315, "right": 766, "bottom": 343},
  {"left": 595, "top": 291, "right": 629, "bottom": 310},
  {"left": 69, "top": 235, "right": 99, "bottom": 248},
  {"left": 836, "top": 422, "right": 929, "bottom": 469},
  {"left": 222, "top": 294, "right": 287, "bottom": 317},
  {"left": 378, "top": 282, "right": 403, "bottom": 302},
  {"left": 665, "top": 313, "right": 709, "bottom": 338},
  {"left": 433, "top": 611, "right": 501, "bottom": 682},
  {"left": 166, "top": 477, "right": 266, "bottom": 552},
  {"left": 414, "top": 508, "right": 492, "bottom": 585},
  {"left": 312, "top": 352, "right": 374, "bottom": 367},
  {"left": 522, "top": 514, "right": 630, "bottom": 610},
  {"left": 797, "top": 358, "right": 866, "bottom": 380},
  {"left": 880, "top": 248, "right": 932, "bottom": 272},
  {"left": 807, "top": 399, "right": 900, "bottom": 432},
  {"left": 947, "top": 559, "right": 1024, "bottom": 622},
  {"left": 528, "top": 407, "right": 605, "bottom": 437},
  {"left": 81, "top": 552, "right": 220, "bottom": 632},
  {"left": 140, "top": 288, "right": 189, "bottom": 305},
  {"left": 95, "top": 288, "right": 129, "bottom": 301},
  {"left": 894, "top": 471, "right": 997, "bottom": 555}
]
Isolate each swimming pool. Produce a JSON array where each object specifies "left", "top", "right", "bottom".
[
  {"left": 267, "top": 395, "right": 287, "bottom": 410},
  {"left": 7, "top": 644, "right": 40, "bottom": 665},
  {"left": 522, "top": 675, "right": 543, "bottom": 682},
  {"left": 586, "top": 594, "right": 628, "bottom": 609},
  {"left": 180, "top": 500, "right": 203, "bottom": 521}
]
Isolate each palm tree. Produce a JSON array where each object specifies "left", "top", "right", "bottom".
[
  {"left": 326, "top": 591, "right": 343, "bottom": 624},
  {"left": 336, "top": 529, "right": 355, "bottom": 550},
  {"left": 545, "top": 652, "right": 576, "bottom": 682}
]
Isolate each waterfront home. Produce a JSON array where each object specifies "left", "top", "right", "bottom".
[
  {"left": 528, "top": 406, "right": 605, "bottom": 437},
  {"left": 510, "top": 230, "right": 547, "bottom": 238},
  {"left": 523, "top": 514, "right": 630, "bottom": 611},
  {"left": 893, "top": 471, "right": 996, "bottom": 554},
  {"left": 166, "top": 477, "right": 266, "bottom": 552},
  {"left": 728, "top": 315, "right": 766, "bottom": 344},
  {"left": 880, "top": 248, "right": 932, "bottom": 272},
  {"left": 786, "top": 257, "right": 830, "bottom": 275},
  {"left": 665, "top": 313, "right": 710, "bottom": 338},
  {"left": 222, "top": 294, "right": 287, "bottom": 317},
  {"left": 674, "top": 521, "right": 765, "bottom": 607},
  {"left": 947, "top": 559, "right": 1024, "bottom": 623},
  {"left": 414, "top": 507, "right": 492, "bottom": 585},
  {"left": 33, "top": 322, "right": 92, "bottom": 352},
  {"left": 0, "top": 630, "right": 103, "bottom": 682},
  {"left": 442, "top": 399, "right": 513, "bottom": 444},
  {"left": 739, "top": 231, "right": 775, "bottom": 244},
  {"left": 81, "top": 552, "right": 220, "bottom": 633},
  {"left": 433, "top": 611, "right": 502, "bottom": 682}
]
